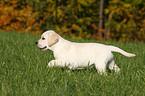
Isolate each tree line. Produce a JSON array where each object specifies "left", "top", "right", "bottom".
[{"left": 0, "top": 0, "right": 145, "bottom": 41}]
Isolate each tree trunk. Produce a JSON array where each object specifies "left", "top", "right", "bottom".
[
  {"left": 98, "top": 0, "right": 104, "bottom": 38},
  {"left": 55, "top": 0, "right": 58, "bottom": 24},
  {"left": 105, "top": 15, "right": 111, "bottom": 40}
]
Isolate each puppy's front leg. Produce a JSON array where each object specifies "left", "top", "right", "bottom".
[{"left": 47, "top": 59, "right": 67, "bottom": 68}]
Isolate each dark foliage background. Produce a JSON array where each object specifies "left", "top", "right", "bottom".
[{"left": 0, "top": 0, "right": 145, "bottom": 41}]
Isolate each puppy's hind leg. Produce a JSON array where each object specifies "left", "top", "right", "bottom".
[
  {"left": 108, "top": 60, "right": 120, "bottom": 73},
  {"left": 94, "top": 61, "right": 107, "bottom": 75}
]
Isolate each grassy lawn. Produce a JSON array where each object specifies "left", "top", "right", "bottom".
[{"left": 0, "top": 32, "right": 144, "bottom": 96}]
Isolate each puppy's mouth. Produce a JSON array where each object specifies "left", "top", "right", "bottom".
[{"left": 39, "top": 46, "right": 47, "bottom": 51}]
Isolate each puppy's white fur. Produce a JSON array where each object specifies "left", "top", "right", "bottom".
[{"left": 36, "top": 30, "right": 136, "bottom": 74}]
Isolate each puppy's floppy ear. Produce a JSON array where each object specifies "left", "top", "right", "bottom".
[{"left": 48, "top": 32, "right": 59, "bottom": 46}]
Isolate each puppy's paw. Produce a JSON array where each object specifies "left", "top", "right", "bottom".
[{"left": 47, "top": 60, "right": 56, "bottom": 68}]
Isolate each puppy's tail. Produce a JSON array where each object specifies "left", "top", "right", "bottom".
[{"left": 108, "top": 46, "right": 136, "bottom": 57}]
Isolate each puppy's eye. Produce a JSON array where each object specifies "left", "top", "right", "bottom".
[{"left": 42, "top": 37, "right": 45, "bottom": 40}]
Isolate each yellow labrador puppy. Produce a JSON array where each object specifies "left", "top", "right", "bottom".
[{"left": 36, "top": 30, "right": 136, "bottom": 74}]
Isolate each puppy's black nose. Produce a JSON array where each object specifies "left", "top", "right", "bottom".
[{"left": 36, "top": 42, "right": 38, "bottom": 45}]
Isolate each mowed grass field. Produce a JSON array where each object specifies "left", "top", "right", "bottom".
[{"left": 0, "top": 32, "right": 145, "bottom": 96}]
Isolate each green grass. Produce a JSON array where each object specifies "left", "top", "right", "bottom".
[{"left": 0, "top": 32, "right": 145, "bottom": 96}]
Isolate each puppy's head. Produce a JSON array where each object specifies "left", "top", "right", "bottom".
[{"left": 36, "top": 30, "right": 59, "bottom": 51}]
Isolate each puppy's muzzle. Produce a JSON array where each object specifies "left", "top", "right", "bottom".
[{"left": 36, "top": 42, "right": 38, "bottom": 45}]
